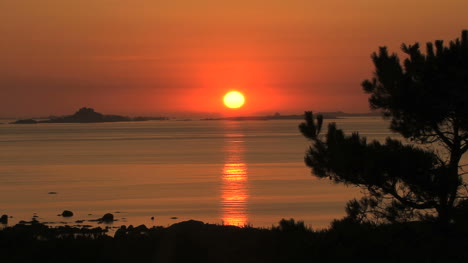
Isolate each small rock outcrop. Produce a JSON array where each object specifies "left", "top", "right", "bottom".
[
  {"left": 10, "top": 119, "right": 38, "bottom": 124},
  {"left": 101, "top": 213, "right": 114, "bottom": 223},
  {"left": 61, "top": 210, "right": 74, "bottom": 217},
  {"left": 168, "top": 220, "right": 205, "bottom": 231},
  {"left": 0, "top": 214, "right": 8, "bottom": 224},
  {"left": 114, "top": 225, "right": 127, "bottom": 239}
]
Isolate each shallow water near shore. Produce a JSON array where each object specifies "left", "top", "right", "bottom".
[{"left": 1, "top": 117, "right": 405, "bottom": 229}]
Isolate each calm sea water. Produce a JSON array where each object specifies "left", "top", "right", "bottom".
[{"left": 0, "top": 117, "right": 396, "bottom": 229}]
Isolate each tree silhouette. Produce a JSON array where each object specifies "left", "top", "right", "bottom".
[{"left": 300, "top": 30, "right": 468, "bottom": 225}]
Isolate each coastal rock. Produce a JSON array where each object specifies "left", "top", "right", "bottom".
[
  {"left": 0, "top": 214, "right": 8, "bottom": 224},
  {"left": 169, "top": 220, "right": 205, "bottom": 231},
  {"left": 10, "top": 119, "right": 37, "bottom": 124},
  {"left": 114, "top": 226, "right": 127, "bottom": 239},
  {"left": 134, "top": 224, "right": 148, "bottom": 232},
  {"left": 101, "top": 213, "right": 114, "bottom": 223},
  {"left": 61, "top": 210, "right": 74, "bottom": 217}
]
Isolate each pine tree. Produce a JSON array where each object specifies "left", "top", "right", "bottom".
[{"left": 300, "top": 30, "right": 468, "bottom": 225}]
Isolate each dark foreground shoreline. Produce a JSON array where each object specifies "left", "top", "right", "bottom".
[{"left": 1, "top": 219, "right": 467, "bottom": 263}]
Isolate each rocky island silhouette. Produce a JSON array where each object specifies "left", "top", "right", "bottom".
[{"left": 11, "top": 107, "right": 168, "bottom": 124}]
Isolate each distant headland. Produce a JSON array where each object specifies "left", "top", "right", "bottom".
[{"left": 10, "top": 107, "right": 168, "bottom": 124}]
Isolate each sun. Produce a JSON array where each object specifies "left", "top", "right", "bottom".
[{"left": 223, "top": 91, "right": 245, "bottom": 109}]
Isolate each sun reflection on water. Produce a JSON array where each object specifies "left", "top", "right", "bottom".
[{"left": 221, "top": 130, "right": 249, "bottom": 226}]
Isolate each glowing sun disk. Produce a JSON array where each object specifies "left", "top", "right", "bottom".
[{"left": 223, "top": 91, "right": 245, "bottom": 109}]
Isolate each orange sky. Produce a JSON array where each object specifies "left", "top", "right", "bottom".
[{"left": 1, "top": 0, "right": 467, "bottom": 117}]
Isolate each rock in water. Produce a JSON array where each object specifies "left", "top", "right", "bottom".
[
  {"left": 101, "top": 213, "right": 114, "bottom": 222},
  {"left": 10, "top": 119, "right": 37, "bottom": 124},
  {"left": 62, "top": 210, "right": 74, "bottom": 217},
  {"left": 0, "top": 214, "right": 8, "bottom": 224}
]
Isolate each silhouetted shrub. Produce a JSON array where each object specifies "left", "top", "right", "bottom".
[{"left": 277, "top": 218, "right": 309, "bottom": 232}]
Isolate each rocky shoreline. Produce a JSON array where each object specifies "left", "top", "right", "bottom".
[{"left": 1, "top": 216, "right": 467, "bottom": 263}]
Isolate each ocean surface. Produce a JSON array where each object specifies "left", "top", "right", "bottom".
[{"left": 0, "top": 117, "right": 398, "bottom": 229}]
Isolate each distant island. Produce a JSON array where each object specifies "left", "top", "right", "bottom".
[
  {"left": 201, "top": 111, "right": 380, "bottom": 121},
  {"left": 11, "top": 107, "right": 168, "bottom": 124},
  {"left": 9, "top": 109, "right": 380, "bottom": 124}
]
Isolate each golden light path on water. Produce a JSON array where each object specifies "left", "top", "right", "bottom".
[{"left": 221, "top": 122, "right": 249, "bottom": 226}]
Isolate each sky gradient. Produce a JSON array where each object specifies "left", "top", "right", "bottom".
[{"left": 1, "top": 0, "right": 468, "bottom": 117}]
